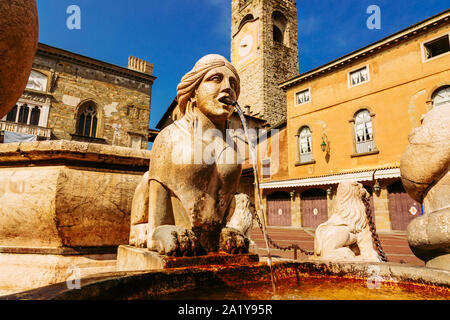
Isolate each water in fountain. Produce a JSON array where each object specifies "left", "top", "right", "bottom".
[{"left": 220, "top": 97, "right": 277, "bottom": 294}]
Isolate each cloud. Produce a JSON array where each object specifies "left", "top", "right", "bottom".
[
  {"left": 301, "top": 15, "right": 319, "bottom": 36},
  {"left": 202, "top": 0, "right": 230, "bottom": 37}
]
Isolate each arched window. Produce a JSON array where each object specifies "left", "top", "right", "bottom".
[
  {"left": 298, "top": 126, "right": 313, "bottom": 163},
  {"left": 30, "top": 106, "right": 41, "bottom": 126},
  {"left": 77, "top": 101, "right": 98, "bottom": 138},
  {"left": 432, "top": 85, "right": 450, "bottom": 108},
  {"left": 18, "top": 104, "right": 29, "bottom": 124},
  {"left": 272, "top": 11, "right": 287, "bottom": 45},
  {"left": 273, "top": 26, "right": 283, "bottom": 43},
  {"left": 354, "top": 109, "right": 375, "bottom": 154},
  {"left": 6, "top": 105, "right": 18, "bottom": 122},
  {"left": 238, "top": 14, "right": 254, "bottom": 30}
]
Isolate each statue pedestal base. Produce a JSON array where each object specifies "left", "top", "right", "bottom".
[
  {"left": 407, "top": 208, "right": 450, "bottom": 271},
  {"left": 116, "top": 245, "right": 259, "bottom": 272}
]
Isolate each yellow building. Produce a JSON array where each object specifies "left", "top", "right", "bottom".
[{"left": 259, "top": 10, "right": 450, "bottom": 232}]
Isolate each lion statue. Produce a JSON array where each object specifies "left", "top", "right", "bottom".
[{"left": 312, "top": 181, "right": 381, "bottom": 262}]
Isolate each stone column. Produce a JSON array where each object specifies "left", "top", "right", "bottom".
[
  {"left": 15, "top": 103, "right": 22, "bottom": 123},
  {"left": 291, "top": 189, "right": 301, "bottom": 227},
  {"left": 26, "top": 105, "right": 32, "bottom": 125},
  {"left": 39, "top": 102, "right": 51, "bottom": 127},
  {"left": 373, "top": 185, "right": 392, "bottom": 232}
]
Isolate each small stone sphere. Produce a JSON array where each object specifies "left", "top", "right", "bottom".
[{"left": 0, "top": 0, "right": 39, "bottom": 118}]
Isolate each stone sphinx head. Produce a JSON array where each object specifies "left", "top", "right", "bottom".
[
  {"left": 127, "top": 55, "right": 251, "bottom": 258},
  {"left": 176, "top": 54, "right": 240, "bottom": 127}
]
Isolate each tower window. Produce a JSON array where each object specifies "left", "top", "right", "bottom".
[
  {"left": 272, "top": 11, "right": 287, "bottom": 45},
  {"left": 423, "top": 34, "right": 450, "bottom": 60},
  {"left": 273, "top": 25, "right": 283, "bottom": 43},
  {"left": 238, "top": 14, "right": 254, "bottom": 30}
]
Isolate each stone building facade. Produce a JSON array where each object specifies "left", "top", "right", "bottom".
[
  {"left": 259, "top": 10, "right": 450, "bottom": 232},
  {"left": 231, "top": 0, "right": 299, "bottom": 126},
  {"left": 1, "top": 43, "right": 156, "bottom": 149}
]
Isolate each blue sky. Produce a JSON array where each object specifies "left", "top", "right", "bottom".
[{"left": 36, "top": 0, "right": 449, "bottom": 130}]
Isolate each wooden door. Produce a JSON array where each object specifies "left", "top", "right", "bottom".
[
  {"left": 388, "top": 181, "right": 422, "bottom": 230},
  {"left": 301, "top": 189, "right": 328, "bottom": 228},
  {"left": 267, "top": 192, "right": 292, "bottom": 226}
]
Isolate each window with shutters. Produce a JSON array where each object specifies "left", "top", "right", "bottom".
[
  {"left": 422, "top": 34, "right": 450, "bottom": 61},
  {"left": 349, "top": 66, "right": 369, "bottom": 87},
  {"left": 354, "top": 109, "right": 375, "bottom": 154},
  {"left": 298, "top": 126, "right": 313, "bottom": 163}
]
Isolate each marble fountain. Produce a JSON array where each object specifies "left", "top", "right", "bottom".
[{"left": 0, "top": 4, "right": 448, "bottom": 300}]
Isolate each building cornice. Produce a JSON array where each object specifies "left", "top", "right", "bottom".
[
  {"left": 37, "top": 43, "right": 157, "bottom": 84},
  {"left": 280, "top": 9, "right": 450, "bottom": 90}
]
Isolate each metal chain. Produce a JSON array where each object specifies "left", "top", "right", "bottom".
[
  {"left": 252, "top": 210, "right": 314, "bottom": 258},
  {"left": 363, "top": 196, "right": 389, "bottom": 262}
]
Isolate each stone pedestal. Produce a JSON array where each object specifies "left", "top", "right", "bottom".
[
  {"left": 117, "top": 245, "right": 259, "bottom": 272},
  {"left": 0, "top": 249, "right": 116, "bottom": 296},
  {"left": 407, "top": 209, "right": 449, "bottom": 270},
  {"left": 0, "top": 141, "right": 150, "bottom": 248},
  {"left": 0, "top": 141, "right": 150, "bottom": 294}
]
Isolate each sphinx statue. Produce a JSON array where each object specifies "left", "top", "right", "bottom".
[
  {"left": 0, "top": 0, "right": 39, "bottom": 118},
  {"left": 401, "top": 104, "right": 450, "bottom": 270},
  {"left": 129, "top": 54, "right": 254, "bottom": 257},
  {"left": 312, "top": 181, "right": 381, "bottom": 262}
]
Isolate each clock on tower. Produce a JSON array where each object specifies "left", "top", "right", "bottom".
[{"left": 233, "top": 17, "right": 259, "bottom": 71}]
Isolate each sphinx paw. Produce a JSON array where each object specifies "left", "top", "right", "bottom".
[
  {"left": 151, "top": 225, "right": 201, "bottom": 257},
  {"left": 219, "top": 227, "right": 250, "bottom": 254}
]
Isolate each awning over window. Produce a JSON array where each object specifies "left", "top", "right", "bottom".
[{"left": 260, "top": 168, "right": 400, "bottom": 189}]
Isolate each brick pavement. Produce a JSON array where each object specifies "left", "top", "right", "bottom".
[{"left": 251, "top": 226, "right": 424, "bottom": 267}]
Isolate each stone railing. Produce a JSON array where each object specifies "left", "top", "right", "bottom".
[{"left": 0, "top": 120, "right": 52, "bottom": 139}]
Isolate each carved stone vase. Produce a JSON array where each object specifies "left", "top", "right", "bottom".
[
  {"left": 0, "top": 0, "right": 39, "bottom": 118},
  {"left": 401, "top": 105, "right": 450, "bottom": 270}
]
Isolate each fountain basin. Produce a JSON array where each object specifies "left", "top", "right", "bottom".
[
  {"left": 3, "top": 260, "right": 449, "bottom": 300},
  {"left": 0, "top": 141, "right": 150, "bottom": 294}
]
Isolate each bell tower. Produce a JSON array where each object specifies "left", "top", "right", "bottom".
[{"left": 231, "top": 0, "right": 299, "bottom": 126}]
